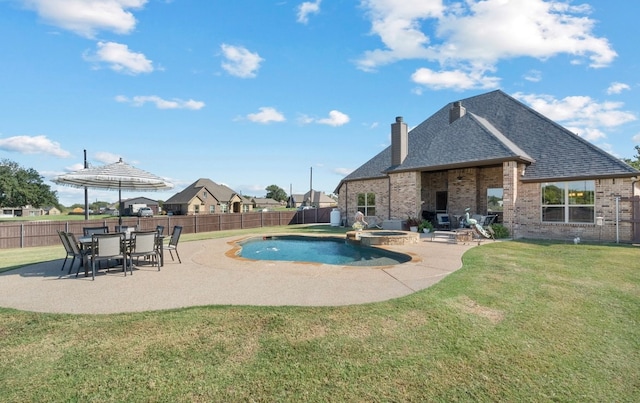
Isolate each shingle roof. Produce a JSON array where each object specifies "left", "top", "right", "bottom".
[
  {"left": 338, "top": 90, "right": 638, "bottom": 189},
  {"left": 165, "top": 178, "right": 239, "bottom": 204}
]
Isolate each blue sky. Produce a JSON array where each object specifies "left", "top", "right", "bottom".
[{"left": 0, "top": 0, "right": 638, "bottom": 206}]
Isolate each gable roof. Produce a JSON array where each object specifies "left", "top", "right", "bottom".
[
  {"left": 165, "top": 178, "right": 239, "bottom": 204},
  {"left": 339, "top": 90, "right": 638, "bottom": 189}
]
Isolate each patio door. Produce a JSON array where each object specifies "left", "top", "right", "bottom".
[{"left": 436, "top": 191, "right": 448, "bottom": 212}]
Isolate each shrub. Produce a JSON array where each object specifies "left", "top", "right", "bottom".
[{"left": 490, "top": 223, "right": 509, "bottom": 238}]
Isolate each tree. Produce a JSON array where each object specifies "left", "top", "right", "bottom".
[
  {"left": 622, "top": 145, "right": 640, "bottom": 170},
  {"left": 0, "top": 159, "right": 59, "bottom": 208},
  {"left": 265, "top": 184, "right": 287, "bottom": 202}
]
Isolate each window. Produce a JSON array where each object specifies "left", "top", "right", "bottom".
[
  {"left": 220, "top": 203, "right": 228, "bottom": 213},
  {"left": 357, "top": 193, "right": 375, "bottom": 216},
  {"left": 487, "top": 188, "right": 503, "bottom": 212},
  {"left": 542, "top": 181, "right": 595, "bottom": 223},
  {"left": 203, "top": 191, "right": 207, "bottom": 199},
  {"left": 209, "top": 205, "right": 215, "bottom": 214}
]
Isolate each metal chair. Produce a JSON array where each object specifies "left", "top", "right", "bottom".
[
  {"left": 83, "top": 226, "right": 109, "bottom": 236},
  {"left": 65, "top": 232, "right": 90, "bottom": 274},
  {"left": 163, "top": 225, "right": 183, "bottom": 263},
  {"left": 156, "top": 225, "right": 165, "bottom": 236},
  {"left": 58, "top": 230, "right": 76, "bottom": 272},
  {"left": 128, "top": 231, "right": 160, "bottom": 270},
  {"left": 85, "top": 233, "right": 129, "bottom": 280}
]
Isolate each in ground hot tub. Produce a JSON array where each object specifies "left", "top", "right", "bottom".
[{"left": 347, "top": 230, "right": 420, "bottom": 246}]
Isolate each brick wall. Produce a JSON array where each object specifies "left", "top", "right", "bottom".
[{"left": 337, "top": 163, "right": 637, "bottom": 242}]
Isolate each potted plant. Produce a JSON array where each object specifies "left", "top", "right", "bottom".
[
  {"left": 406, "top": 216, "right": 420, "bottom": 232},
  {"left": 418, "top": 220, "right": 434, "bottom": 233}
]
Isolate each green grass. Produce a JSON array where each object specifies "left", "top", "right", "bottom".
[{"left": 0, "top": 229, "right": 638, "bottom": 401}]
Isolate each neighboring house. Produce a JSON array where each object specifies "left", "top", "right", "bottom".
[
  {"left": 289, "top": 190, "right": 337, "bottom": 208},
  {"left": 44, "top": 206, "right": 61, "bottom": 215},
  {"left": 164, "top": 178, "right": 249, "bottom": 215},
  {"left": 252, "top": 197, "right": 283, "bottom": 209},
  {"left": 335, "top": 90, "right": 640, "bottom": 243},
  {"left": 121, "top": 197, "right": 160, "bottom": 215}
]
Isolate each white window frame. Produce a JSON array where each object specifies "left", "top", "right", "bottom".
[
  {"left": 541, "top": 180, "right": 595, "bottom": 223},
  {"left": 357, "top": 192, "right": 376, "bottom": 216}
]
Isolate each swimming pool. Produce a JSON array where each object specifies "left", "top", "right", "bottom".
[{"left": 237, "top": 235, "right": 412, "bottom": 266}]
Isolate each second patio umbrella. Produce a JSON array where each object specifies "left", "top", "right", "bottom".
[{"left": 53, "top": 158, "right": 174, "bottom": 225}]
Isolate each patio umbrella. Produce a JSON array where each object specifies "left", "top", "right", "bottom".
[{"left": 53, "top": 158, "right": 173, "bottom": 225}]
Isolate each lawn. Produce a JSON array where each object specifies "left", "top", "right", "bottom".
[{"left": 0, "top": 227, "right": 638, "bottom": 401}]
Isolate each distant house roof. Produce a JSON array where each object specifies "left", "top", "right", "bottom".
[
  {"left": 252, "top": 197, "right": 282, "bottom": 207},
  {"left": 338, "top": 90, "right": 638, "bottom": 190},
  {"left": 165, "top": 178, "right": 240, "bottom": 204}
]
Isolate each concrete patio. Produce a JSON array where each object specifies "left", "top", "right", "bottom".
[{"left": 0, "top": 234, "right": 478, "bottom": 314}]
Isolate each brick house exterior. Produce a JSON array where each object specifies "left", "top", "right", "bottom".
[
  {"left": 163, "top": 178, "right": 249, "bottom": 215},
  {"left": 335, "top": 90, "right": 640, "bottom": 242}
]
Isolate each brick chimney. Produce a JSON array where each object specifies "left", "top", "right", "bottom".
[
  {"left": 391, "top": 116, "right": 408, "bottom": 166},
  {"left": 449, "top": 101, "right": 466, "bottom": 123}
]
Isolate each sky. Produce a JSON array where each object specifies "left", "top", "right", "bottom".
[{"left": 0, "top": 0, "right": 638, "bottom": 207}]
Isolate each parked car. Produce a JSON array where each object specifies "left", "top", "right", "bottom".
[{"left": 137, "top": 207, "right": 153, "bottom": 217}]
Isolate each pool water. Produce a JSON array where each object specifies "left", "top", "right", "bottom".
[{"left": 238, "top": 235, "right": 411, "bottom": 266}]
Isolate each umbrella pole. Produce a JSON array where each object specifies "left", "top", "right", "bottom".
[{"left": 118, "top": 182, "right": 123, "bottom": 226}]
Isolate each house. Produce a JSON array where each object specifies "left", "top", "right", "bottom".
[
  {"left": 288, "top": 190, "right": 337, "bottom": 209},
  {"left": 163, "top": 178, "right": 249, "bottom": 215},
  {"left": 121, "top": 197, "right": 160, "bottom": 215},
  {"left": 44, "top": 206, "right": 61, "bottom": 216},
  {"left": 252, "top": 197, "right": 283, "bottom": 210},
  {"left": 335, "top": 90, "right": 640, "bottom": 242}
]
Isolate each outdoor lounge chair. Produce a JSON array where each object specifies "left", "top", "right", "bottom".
[{"left": 163, "top": 225, "right": 183, "bottom": 264}]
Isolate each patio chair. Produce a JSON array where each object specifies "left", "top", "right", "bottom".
[
  {"left": 85, "top": 233, "right": 129, "bottom": 280},
  {"left": 436, "top": 213, "right": 450, "bottom": 230},
  {"left": 58, "top": 230, "right": 77, "bottom": 273},
  {"left": 115, "top": 225, "right": 137, "bottom": 234},
  {"left": 128, "top": 231, "right": 160, "bottom": 270},
  {"left": 83, "top": 226, "right": 109, "bottom": 236},
  {"left": 163, "top": 225, "right": 183, "bottom": 264},
  {"left": 64, "top": 232, "right": 90, "bottom": 274},
  {"left": 156, "top": 225, "right": 165, "bottom": 236}
]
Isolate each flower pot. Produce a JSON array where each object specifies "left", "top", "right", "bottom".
[
  {"left": 410, "top": 226, "right": 418, "bottom": 232},
  {"left": 423, "top": 228, "right": 431, "bottom": 233}
]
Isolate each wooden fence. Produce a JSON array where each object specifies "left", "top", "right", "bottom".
[{"left": 0, "top": 208, "right": 333, "bottom": 249}]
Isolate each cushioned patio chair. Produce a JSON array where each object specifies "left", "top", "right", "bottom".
[{"left": 436, "top": 213, "right": 450, "bottom": 230}]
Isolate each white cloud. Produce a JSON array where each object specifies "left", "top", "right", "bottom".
[
  {"left": 93, "top": 152, "right": 122, "bottom": 165},
  {"left": 0, "top": 135, "right": 70, "bottom": 158},
  {"left": 632, "top": 133, "right": 640, "bottom": 144},
  {"left": 247, "top": 107, "right": 286, "bottom": 124},
  {"left": 297, "top": 0, "right": 321, "bottom": 24},
  {"left": 334, "top": 167, "right": 353, "bottom": 176},
  {"left": 23, "top": 0, "right": 147, "bottom": 38},
  {"left": 115, "top": 95, "right": 205, "bottom": 110},
  {"left": 299, "top": 110, "right": 350, "bottom": 126},
  {"left": 85, "top": 41, "right": 153, "bottom": 74},
  {"left": 607, "top": 82, "right": 631, "bottom": 95},
  {"left": 523, "top": 69, "right": 542, "bottom": 82},
  {"left": 411, "top": 67, "right": 499, "bottom": 91},
  {"left": 317, "top": 110, "right": 350, "bottom": 126},
  {"left": 359, "top": 0, "right": 617, "bottom": 90},
  {"left": 220, "top": 44, "right": 264, "bottom": 78},
  {"left": 514, "top": 92, "right": 637, "bottom": 141}
]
